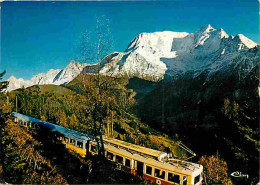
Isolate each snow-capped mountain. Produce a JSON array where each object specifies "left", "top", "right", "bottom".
[
  {"left": 83, "top": 24, "right": 258, "bottom": 81},
  {"left": 30, "top": 69, "right": 62, "bottom": 85},
  {"left": 6, "top": 76, "right": 32, "bottom": 92},
  {"left": 6, "top": 61, "right": 88, "bottom": 91},
  {"left": 53, "top": 61, "right": 89, "bottom": 85},
  {"left": 6, "top": 25, "right": 259, "bottom": 91}
]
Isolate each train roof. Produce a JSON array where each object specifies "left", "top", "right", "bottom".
[
  {"left": 12, "top": 112, "right": 92, "bottom": 142},
  {"left": 103, "top": 137, "right": 167, "bottom": 160},
  {"left": 104, "top": 141, "right": 202, "bottom": 176}
]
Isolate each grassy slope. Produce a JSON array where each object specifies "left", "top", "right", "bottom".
[
  {"left": 30, "top": 84, "right": 76, "bottom": 95},
  {"left": 10, "top": 84, "right": 75, "bottom": 97}
]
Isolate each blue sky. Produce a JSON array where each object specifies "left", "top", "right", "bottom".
[{"left": 1, "top": 0, "right": 259, "bottom": 80}]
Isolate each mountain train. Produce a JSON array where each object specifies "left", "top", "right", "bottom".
[{"left": 12, "top": 112, "right": 203, "bottom": 185}]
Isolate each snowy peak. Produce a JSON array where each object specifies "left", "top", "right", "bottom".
[
  {"left": 6, "top": 61, "right": 88, "bottom": 91},
  {"left": 220, "top": 33, "right": 258, "bottom": 52},
  {"left": 100, "top": 31, "right": 190, "bottom": 81},
  {"left": 235, "top": 34, "right": 257, "bottom": 49},
  {"left": 194, "top": 25, "right": 221, "bottom": 47},
  {"left": 66, "top": 60, "right": 85, "bottom": 69},
  {"left": 53, "top": 60, "right": 89, "bottom": 85},
  {"left": 7, "top": 76, "right": 17, "bottom": 81},
  {"left": 194, "top": 25, "right": 229, "bottom": 42},
  {"left": 7, "top": 76, "right": 28, "bottom": 85},
  {"left": 196, "top": 24, "right": 216, "bottom": 34},
  {"left": 219, "top": 28, "right": 229, "bottom": 39},
  {"left": 126, "top": 31, "right": 190, "bottom": 62},
  {"left": 30, "top": 69, "right": 61, "bottom": 85},
  {"left": 126, "top": 31, "right": 189, "bottom": 53},
  {"left": 6, "top": 76, "right": 31, "bottom": 92},
  {"left": 84, "top": 24, "right": 259, "bottom": 81}
]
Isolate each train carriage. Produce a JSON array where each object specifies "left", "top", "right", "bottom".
[
  {"left": 12, "top": 112, "right": 203, "bottom": 185},
  {"left": 91, "top": 138, "right": 203, "bottom": 185}
]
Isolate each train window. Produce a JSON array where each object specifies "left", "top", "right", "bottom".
[
  {"left": 146, "top": 166, "right": 152, "bottom": 175},
  {"left": 107, "top": 152, "right": 114, "bottom": 160},
  {"left": 70, "top": 139, "right": 75, "bottom": 145},
  {"left": 90, "top": 145, "right": 97, "bottom": 153},
  {"left": 77, "top": 141, "right": 83, "bottom": 149},
  {"left": 194, "top": 174, "right": 200, "bottom": 184},
  {"left": 154, "top": 168, "right": 165, "bottom": 179},
  {"left": 125, "top": 158, "right": 130, "bottom": 167},
  {"left": 65, "top": 137, "right": 69, "bottom": 143},
  {"left": 115, "top": 155, "right": 123, "bottom": 164},
  {"left": 168, "top": 172, "right": 180, "bottom": 184},
  {"left": 183, "top": 176, "right": 187, "bottom": 185}
]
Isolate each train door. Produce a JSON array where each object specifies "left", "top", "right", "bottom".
[
  {"left": 136, "top": 161, "right": 144, "bottom": 177},
  {"left": 86, "top": 141, "right": 90, "bottom": 155}
]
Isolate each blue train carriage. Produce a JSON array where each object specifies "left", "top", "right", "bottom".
[
  {"left": 11, "top": 112, "right": 93, "bottom": 157},
  {"left": 12, "top": 112, "right": 203, "bottom": 185}
]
